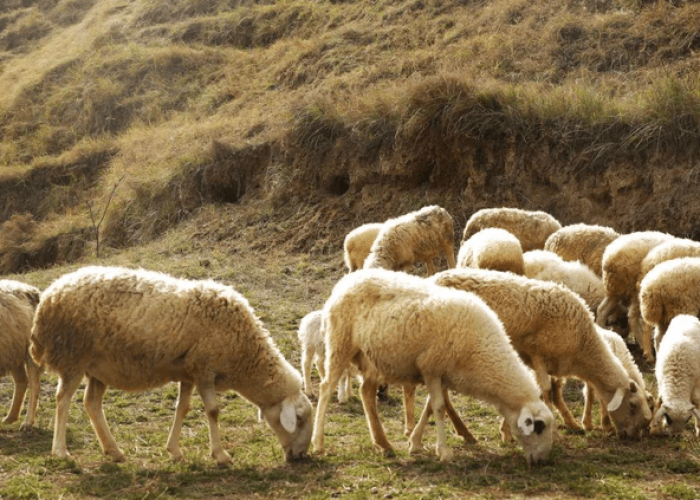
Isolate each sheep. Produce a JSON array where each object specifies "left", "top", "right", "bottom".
[
  {"left": 522, "top": 250, "right": 629, "bottom": 337},
  {"left": 311, "top": 269, "right": 554, "bottom": 465},
  {"left": 363, "top": 205, "right": 456, "bottom": 275},
  {"left": 298, "top": 309, "right": 357, "bottom": 402},
  {"left": 0, "top": 280, "right": 42, "bottom": 430},
  {"left": 29, "top": 266, "right": 313, "bottom": 465},
  {"left": 457, "top": 228, "right": 524, "bottom": 275},
  {"left": 596, "top": 231, "right": 674, "bottom": 363},
  {"left": 650, "top": 315, "right": 700, "bottom": 436},
  {"left": 343, "top": 223, "right": 383, "bottom": 272},
  {"left": 639, "top": 257, "right": 700, "bottom": 354},
  {"left": 581, "top": 326, "right": 651, "bottom": 432},
  {"left": 461, "top": 207, "right": 561, "bottom": 252},
  {"left": 429, "top": 268, "right": 652, "bottom": 439},
  {"left": 544, "top": 223, "right": 620, "bottom": 277}
]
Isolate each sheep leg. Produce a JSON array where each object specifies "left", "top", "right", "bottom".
[
  {"left": 407, "top": 389, "right": 476, "bottom": 452},
  {"left": 443, "top": 390, "right": 477, "bottom": 443},
  {"left": 425, "top": 377, "right": 453, "bottom": 463},
  {"left": 550, "top": 377, "right": 583, "bottom": 431},
  {"left": 337, "top": 370, "right": 350, "bottom": 403},
  {"left": 408, "top": 395, "right": 431, "bottom": 454},
  {"left": 84, "top": 376, "right": 125, "bottom": 462},
  {"left": 403, "top": 384, "right": 416, "bottom": 436},
  {"left": 166, "top": 381, "right": 194, "bottom": 461},
  {"left": 311, "top": 363, "right": 347, "bottom": 453},
  {"left": 640, "top": 321, "right": 655, "bottom": 364},
  {"left": 629, "top": 297, "right": 644, "bottom": 346},
  {"left": 301, "top": 348, "right": 314, "bottom": 396},
  {"left": 197, "top": 381, "right": 232, "bottom": 466},
  {"left": 360, "top": 377, "right": 394, "bottom": 456},
  {"left": 3, "top": 366, "right": 28, "bottom": 425},
  {"left": 595, "top": 297, "right": 618, "bottom": 328},
  {"left": 52, "top": 373, "right": 83, "bottom": 459},
  {"left": 20, "top": 354, "right": 41, "bottom": 431},
  {"left": 582, "top": 383, "right": 595, "bottom": 431},
  {"left": 425, "top": 259, "right": 437, "bottom": 276},
  {"left": 500, "top": 418, "right": 513, "bottom": 441}
]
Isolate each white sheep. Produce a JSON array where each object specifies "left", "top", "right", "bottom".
[
  {"left": 580, "top": 326, "right": 651, "bottom": 432},
  {"left": 429, "top": 268, "right": 652, "bottom": 438},
  {"left": 461, "top": 207, "right": 561, "bottom": 252},
  {"left": 30, "top": 266, "right": 313, "bottom": 465},
  {"left": 650, "top": 315, "right": 700, "bottom": 436},
  {"left": 544, "top": 223, "right": 619, "bottom": 277},
  {"left": 298, "top": 309, "right": 357, "bottom": 402},
  {"left": 343, "top": 223, "right": 383, "bottom": 272},
  {"left": 639, "top": 257, "right": 700, "bottom": 354},
  {"left": 311, "top": 269, "right": 554, "bottom": 465},
  {"left": 363, "top": 205, "right": 456, "bottom": 275},
  {"left": 457, "top": 228, "right": 524, "bottom": 275},
  {"left": 0, "top": 280, "right": 42, "bottom": 430},
  {"left": 596, "top": 231, "right": 674, "bottom": 363}
]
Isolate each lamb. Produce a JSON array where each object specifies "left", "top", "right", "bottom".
[
  {"left": 581, "top": 326, "right": 651, "bottom": 432},
  {"left": 429, "top": 268, "right": 652, "bottom": 438},
  {"left": 0, "top": 280, "right": 42, "bottom": 430},
  {"left": 298, "top": 309, "right": 357, "bottom": 402},
  {"left": 461, "top": 207, "right": 561, "bottom": 252},
  {"left": 457, "top": 228, "right": 524, "bottom": 275},
  {"left": 650, "top": 315, "right": 700, "bottom": 436},
  {"left": 343, "top": 222, "right": 383, "bottom": 272},
  {"left": 544, "top": 223, "right": 620, "bottom": 277},
  {"left": 311, "top": 268, "right": 554, "bottom": 465},
  {"left": 363, "top": 205, "right": 456, "bottom": 275},
  {"left": 639, "top": 257, "right": 700, "bottom": 353},
  {"left": 29, "top": 266, "right": 313, "bottom": 465},
  {"left": 596, "top": 231, "right": 674, "bottom": 363}
]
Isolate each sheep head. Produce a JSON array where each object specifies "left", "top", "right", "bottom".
[
  {"left": 606, "top": 381, "right": 652, "bottom": 439},
  {"left": 509, "top": 401, "right": 554, "bottom": 466},
  {"left": 261, "top": 391, "right": 313, "bottom": 461}
]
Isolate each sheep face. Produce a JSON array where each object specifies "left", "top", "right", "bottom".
[
  {"left": 262, "top": 391, "right": 313, "bottom": 461},
  {"left": 606, "top": 381, "right": 652, "bottom": 439},
  {"left": 508, "top": 401, "right": 554, "bottom": 466},
  {"left": 652, "top": 402, "right": 700, "bottom": 435}
]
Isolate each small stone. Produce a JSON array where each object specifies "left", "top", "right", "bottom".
[{"left": 370, "top": 487, "right": 378, "bottom": 494}]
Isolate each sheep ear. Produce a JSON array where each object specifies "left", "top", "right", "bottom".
[
  {"left": 629, "top": 381, "right": 638, "bottom": 394},
  {"left": 607, "top": 387, "right": 625, "bottom": 412},
  {"left": 280, "top": 399, "right": 297, "bottom": 433},
  {"left": 518, "top": 408, "right": 535, "bottom": 436}
]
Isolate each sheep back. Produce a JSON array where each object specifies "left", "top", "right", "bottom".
[
  {"left": 458, "top": 228, "right": 524, "bottom": 275},
  {"left": 343, "top": 223, "right": 383, "bottom": 272},
  {"left": 544, "top": 223, "right": 619, "bottom": 277},
  {"left": 0, "top": 280, "right": 40, "bottom": 376},
  {"left": 461, "top": 208, "right": 561, "bottom": 252}
]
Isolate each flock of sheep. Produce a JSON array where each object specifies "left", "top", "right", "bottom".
[{"left": 1, "top": 205, "right": 700, "bottom": 468}]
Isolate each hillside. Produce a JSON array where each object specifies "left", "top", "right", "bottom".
[
  {"left": 1, "top": 0, "right": 700, "bottom": 272},
  {"left": 3, "top": 1, "right": 700, "bottom": 499}
]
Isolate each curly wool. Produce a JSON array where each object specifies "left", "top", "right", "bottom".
[
  {"left": 461, "top": 207, "right": 561, "bottom": 252},
  {"left": 544, "top": 223, "right": 619, "bottom": 277},
  {"left": 458, "top": 228, "right": 524, "bottom": 275}
]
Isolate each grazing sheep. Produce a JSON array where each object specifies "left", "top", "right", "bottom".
[
  {"left": 650, "top": 315, "right": 700, "bottom": 436},
  {"left": 0, "top": 280, "right": 42, "bottom": 430},
  {"left": 581, "top": 327, "right": 651, "bottom": 432},
  {"left": 298, "top": 309, "right": 357, "bottom": 402},
  {"left": 430, "top": 268, "right": 652, "bottom": 438},
  {"left": 461, "top": 207, "right": 561, "bottom": 252},
  {"left": 596, "top": 231, "right": 674, "bottom": 363},
  {"left": 457, "top": 228, "right": 524, "bottom": 275},
  {"left": 363, "top": 205, "right": 456, "bottom": 275},
  {"left": 544, "top": 223, "right": 619, "bottom": 277},
  {"left": 30, "top": 266, "right": 313, "bottom": 465},
  {"left": 343, "top": 223, "right": 383, "bottom": 272},
  {"left": 312, "top": 269, "right": 554, "bottom": 465},
  {"left": 522, "top": 250, "right": 628, "bottom": 336},
  {"left": 639, "top": 257, "right": 700, "bottom": 354}
]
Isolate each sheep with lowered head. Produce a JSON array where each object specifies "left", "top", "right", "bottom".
[
  {"left": 544, "top": 223, "right": 619, "bottom": 277},
  {"left": 596, "top": 231, "right": 674, "bottom": 363},
  {"left": 639, "top": 257, "right": 700, "bottom": 354},
  {"left": 429, "top": 268, "right": 652, "bottom": 439},
  {"left": 363, "top": 205, "right": 456, "bottom": 275},
  {"left": 30, "top": 266, "right": 313, "bottom": 465},
  {"left": 457, "top": 228, "right": 524, "bottom": 275},
  {"left": 650, "top": 315, "right": 700, "bottom": 436},
  {"left": 312, "top": 269, "right": 554, "bottom": 465},
  {"left": 343, "top": 222, "right": 383, "bottom": 272},
  {"left": 298, "top": 309, "right": 357, "bottom": 402},
  {"left": 0, "top": 280, "right": 42, "bottom": 430},
  {"left": 461, "top": 207, "right": 561, "bottom": 252}
]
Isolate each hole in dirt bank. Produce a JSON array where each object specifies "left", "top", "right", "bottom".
[{"left": 325, "top": 174, "right": 350, "bottom": 196}]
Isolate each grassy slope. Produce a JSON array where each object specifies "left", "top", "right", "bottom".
[{"left": 2, "top": 0, "right": 700, "bottom": 498}]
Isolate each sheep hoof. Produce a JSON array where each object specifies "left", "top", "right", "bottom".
[
  {"left": 213, "top": 451, "right": 232, "bottom": 467},
  {"left": 438, "top": 447, "right": 454, "bottom": 463},
  {"left": 18, "top": 422, "right": 33, "bottom": 432},
  {"left": 2, "top": 415, "right": 17, "bottom": 425},
  {"left": 381, "top": 448, "right": 396, "bottom": 458},
  {"left": 168, "top": 449, "right": 184, "bottom": 462},
  {"left": 107, "top": 449, "right": 126, "bottom": 463},
  {"left": 408, "top": 440, "right": 423, "bottom": 455}
]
